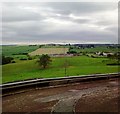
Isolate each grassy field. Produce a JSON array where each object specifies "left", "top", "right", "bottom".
[
  {"left": 2, "top": 45, "right": 39, "bottom": 59},
  {"left": 2, "top": 56, "right": 118, "bottom": 84},
  {"left": 29, "top": 48, "right": 69, "bottom": 56},
  {"left": 70, "top": 46, "right": 119, "bottom": 53}
]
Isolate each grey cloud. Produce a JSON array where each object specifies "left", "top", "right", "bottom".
[
  {"left": 72, "top": 18, "right": 91, "bottom": 24},
  {"left": 2, "top": 4, "right": 45, "bottom": 22},
  {"left": 106, "top": 26, "right": 118, "bottom": 33},
  {"left": 45, "top": 2, "right": 117, "bottom": 15},
  {"left": 2, "top": 2, "right": 118, "bottom": 44},
  {"left": 3, "top": 25, "right": 117, "bottom": 42}
]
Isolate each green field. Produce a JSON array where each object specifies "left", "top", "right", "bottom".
[
  {"left": 1, "top": 45, "right": 119, "bottom": 84},
  {"left": 70, "top": 46, "right": 119, "bottom": 53},
  {"left": 2, "top": 56, "right": 119, "bottom": 84},
  {"left": 2, "top": 45, "right": 39, "bottom": 59}
]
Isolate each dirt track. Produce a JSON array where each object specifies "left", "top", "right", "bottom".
[{"left": 2, "top": 78, "right": 120, "bottom": 113}]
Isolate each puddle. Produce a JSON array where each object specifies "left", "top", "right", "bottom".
[
  {"left": 68, "top": 89, "right": 79, "bottom": 92},
  {"left": 34, "top": 86, "right": 108, "bottom": 103},
  {"left": 51, "top": 86, "right": 109, "bottom": 113},
  {"left": 33, "top": 86, "right": 110, "bottom": 113},
  {"left": 34, "top": 91, "right": 76, "bottom": 103}
]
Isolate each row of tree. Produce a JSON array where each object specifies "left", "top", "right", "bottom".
[
  {"left": 107, "top": 53, "right": 120, "bottom": 60},
  {"left": 1, "top": 56, "right": 14, "bottom": 65}
]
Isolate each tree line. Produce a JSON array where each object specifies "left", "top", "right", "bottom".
[{"left": 1, "top": 56, "right": 14, "bottom": 65}]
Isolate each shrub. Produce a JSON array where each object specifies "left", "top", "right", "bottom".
[
  {"left": 28, "top": 57, "right": 32, "bottom": 60},
  {"left": 91, "top": 55, "right": 95, "bottom": 58},
  {"left": 69, "top": 50, "right": 77, "bottom": 54},
  {"left": 11, "top": 61, "right": 16, "bottom": 63},
  {"left": 20, "top": 58, "right": 27, "bottom": 60},
  {"left": 2, "top": 56, "right": 14, "bottom": 65}
]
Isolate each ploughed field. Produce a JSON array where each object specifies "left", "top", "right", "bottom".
[
  {"left": 2, "top": 56, "right": 118, "bottom": 83},
  {"left": 29, "top": 48, "right": 69, "bottom": 56}
]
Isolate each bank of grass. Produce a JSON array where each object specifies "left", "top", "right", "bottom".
[{"left": 2, "top": 56, "right": 119, "bottom": 83}]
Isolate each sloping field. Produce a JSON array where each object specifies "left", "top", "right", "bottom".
[
  {"left": 2, "top": 45, "right": 39, "bottom": 56},
  {"left": 29, "top": 48, "right": 69, "bottom": 56},
  {"left": 2, "top": 56, "right": 119, "bottom": 83}
]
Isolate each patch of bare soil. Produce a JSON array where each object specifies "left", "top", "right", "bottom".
[
  {"left": 2, "top": 78, "right": 119, "bottom": 113},
  {"left": 75, "top": 86, "right": 119, "bottom": 112}
]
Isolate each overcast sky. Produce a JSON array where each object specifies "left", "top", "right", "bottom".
[{"left": 2, "top": 2, "right": 118, "bottom": 44}]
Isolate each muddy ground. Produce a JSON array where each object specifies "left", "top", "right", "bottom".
[{"left": 2, "top": 78, "right": 120, "bottom": 113}]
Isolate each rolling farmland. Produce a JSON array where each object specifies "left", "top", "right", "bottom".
[{"left": 1, "top": 45, "right": 119, "bottom": 84}]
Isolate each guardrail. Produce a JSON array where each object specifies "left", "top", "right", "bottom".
[{"left": 1, "top": 73, "right": 120, "bottom": 96}]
